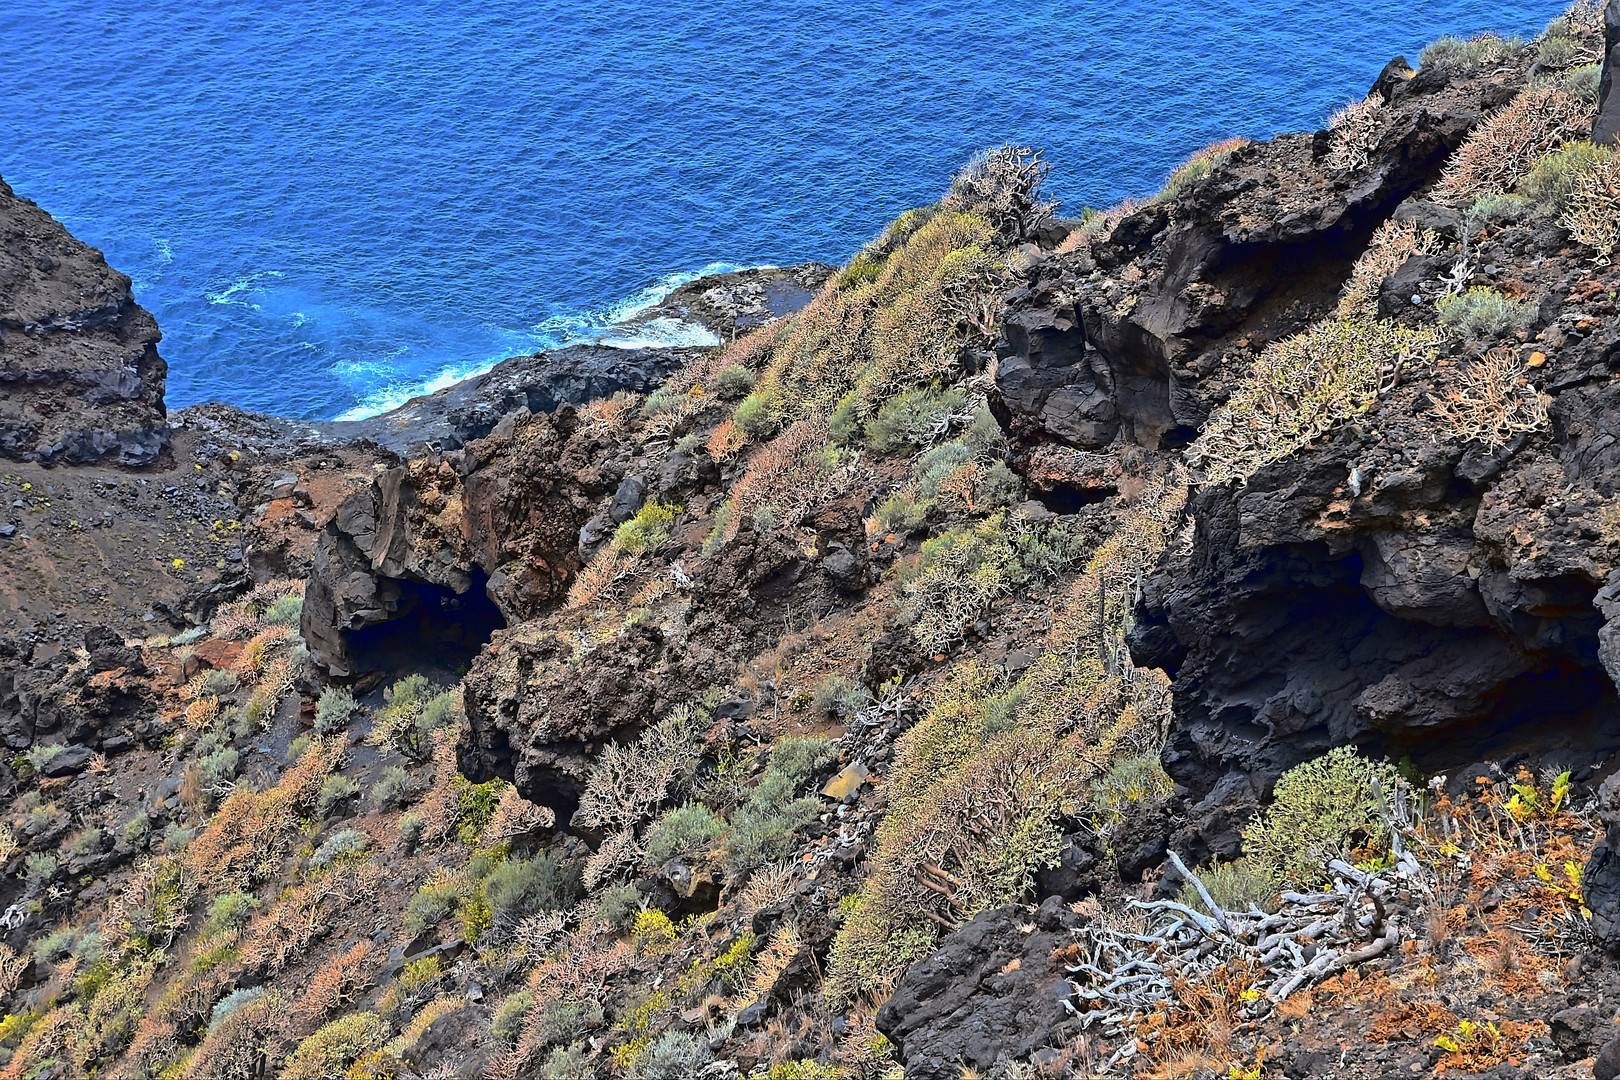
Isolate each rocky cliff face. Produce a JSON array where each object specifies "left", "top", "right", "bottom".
[
  {"left": 0, "top": 178, "right": 168, "bottom": 465},
  {"left": 996, "top": 40, "right": 1620, "bottom": 862}
]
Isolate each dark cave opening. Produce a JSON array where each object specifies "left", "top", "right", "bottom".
[
  {"left": 1034, "top": 481, "right": 1118, "bottom": 514},
  {"left": 345, "top": 569, "right": 506, "bottom": 676}
]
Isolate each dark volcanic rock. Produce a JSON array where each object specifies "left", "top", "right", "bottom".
[
  {"left": 326, "top": 344, "right": 707, "bottom": 457},
  {"left": 1596, "top": 0, "right": 1620, "bottom": 145},
  {"left": 876, "top": 898, "right": 1085, "bottom": 1080},
  {"left": 993, "top": 66, "right": 1476, "bottom": 450},
  {"left": 0, "top": 177, "right": 169, "bottom": 465},
  {"left": 621, "top": 263, "right": 834, "bottom": 340}
]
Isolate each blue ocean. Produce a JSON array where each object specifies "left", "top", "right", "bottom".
[{"left": 2, "top": 1, "right": 1565, "bottom": 420}]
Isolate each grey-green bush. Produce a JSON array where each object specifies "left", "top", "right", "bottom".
[
  {"left": 711, "top": 364, "right": 755, "bottom": 401},
  {"left": 161, "top": 825, "right": 197, "bottom": 854},
  {"left": 596, "top": 882, "right": 645, "bottom": 932},
  {"left": 207, "top": 891, "right": 261, "bottom": 933},
  {"left": 491, "top": 990, "right": 535, "bottom": 1042},
  {"left": 865, "top": 387, "right": 969, "bottom": 453},
  {"left": 314, "top": 687, "right": 357, "bottom": 734},
  {"left": 316, "top": 773, "right": 361, "bottom": 815},
  {"left": 484, "top": 852, "right": 582, "bottom": 921},
  {"left": 311, "top": 828, "right": 370, "bottom": 867},
  {"left": 264, "top": 595, "right": 303, "bottom": 627},
  {"left": 371, "top": 765, "right": 414, "bottom": 810},
  {"left": 1436, "top": 287, "right": 1536, "bottom": 339},
  {"left": 627, "top": 1031, "right": 712, "bottom": 1080},
  {"left": 643, "top": 803, "right": 727, "bottom": 867},
  {"left": 202, "top": 670, "right": 240, "bottom": 697}
]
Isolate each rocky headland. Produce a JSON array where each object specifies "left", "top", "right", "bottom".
[{"left": 3, "top": 6, "right": 1620, "bottom": 1080}]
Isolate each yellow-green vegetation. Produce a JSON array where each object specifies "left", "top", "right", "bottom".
[
  {"left": 827, "top": 480, "right": 1186, "bottom": 1000},
  {"left": 1190, "top": 317, "right": 1443, "bottom": 485},
  {"left": 282, "top": 1011, "right": 389, "bottom": 1079},
  {"left": 614, "top": 500, "right": 682, "bottom": 554},
  {"left": 1149, "top": 137, "right": 1250, "bottom": 204},
  {"left": 370, "top": 675, "right": 463, "bottom": 760},
  {"left": 745, "top": 207, "right": 1003, "bottom": 428},
  {"left": 1177, "top": 857, "right": 1282, "bottom": 917},
  {"left": 895, "top": 516, "right": 1017, "bottom": 652},
  {"left": 1240, "top": 745, "right": 1399, "bottom": 885}
]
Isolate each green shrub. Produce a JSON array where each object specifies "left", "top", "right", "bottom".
[
  {"left": 199, "top": 747, "right": 240, "bottom": 796},
  {"left": 264, "top": 595, "right": 303, "bottom": 626},
  {"left": 628, "top": 1031, "right": 712, "bottom": 1080},
  {"left": 811, "top": 674, "right": 872, "bottom": 719},
  {"left": 484, "top": 852, "right": 582, "bottom": 922},
  {"left": 865, "top": 387, "right": 970, "bottom": 453},
  {"left": 1436, "top": 287, "right": 1537, "bottom": 339},
  {"left": 398, "top": 812, "right": 425, "bottom": 850},
  {"left": 1469, "top": 192, "right": 1529, "bottom": 223},
  {"left": 1520, "top": 142, "right": 1608, "bottom": 217},
  {"left": 208, "top": 987, "right": 266, "bottom": 1032},
  {"left": 828, "top": 392, "right": 863, "bottom": 445},
  {"left": 541, "top": 1044, "right": 593, "bottom": 1080},
  {"left": 638, "top": 389, "right": 683, "bottom": 419},
  {"left": 316, "top": 773, "right": 361, "bottom": 815},
  {"left": 207, "top": 891, "right": 261, "bottom": 933},
  {"left": 283, "top": 1012, "right": 388, "bottom": 1080},
  {"left": 161, "top": 825, "right": 197, "bottom": 854},
  {"left": 34, "top": 928, "right": 76, "bottom": 965},
  {"left": 201, "top": 670, "right": 240, "bottom": 697},
  {"left": 897, "top": 516, "right": 1017, "bottom": 651},
  {"left": 1563, "top": 62, "right": 1602, "bottom": 101},
  {"left": 1190, "top": 316, "right": 1442, "bottom": 484},
  {"left": 614, "top": 501, "right": 682, "bottom": 555},
  {"left": 912, "top": 440, "right": 975, "bottom": 498},
  {"left": 597, "top": 882, "right": 645, "bottom": 932},
  {"left": 24, "top": 852, "right": 57, "bottom": 887},
  {"left": 768, "top": 1062, "right": 845, "bottom": 1080},
  {"left": 311, "top": 828, "right": 370, "bottom": 868},
  {"left": 404, "top": 880, "right": 461, "bottom": 934},
  {"left": 1420, "top": 32, "right": 1521, "bottom": 70},
  {"left": 420, "top": 691, "right": 462, "bottom": 732},
  {"left": 1241, "top": 745, "right": 1399, "bottom": 885},
  {"left": 491, "top": 990, "right": 535, "bottom": 1042},
  {"left": 286, "top": 733, "right": 312, "bottom": 764},
  {"left": 66, "top": 826, "right": 102, "bottom": 859},
  {"left": 734, "top": 391, "right": 779, "bottom": 440},
  {"left": 976, "top": 460, "right": 1024, "bottom": 510},
  {"left": 1538, "top": 32, "right": 1579, "bottom": 68},
  {"left": 371, "top": 765, "right": 414, "bottom": 810},
  {"left": 711, "top": 364, "right": 755, "bottom": 401},
  {"left": 24, "top": 744, "right": 65, "bottom": 774},
  {"left": 871, "top": 492, "right": 928, "bottom": 536},
  {"left": 724, "top": 737, "right": 838, "bottom": 876},
  {"left": 313, "top": 687, "right": 357, "bottom": 734},
  {"left": 643, "top": 803, "right": 727, "bottom": 867},
  {"left": 1178, "top": 857, "right": 1282, "bottom": 917},
  {"left": 122, "top": 811, "right": 152, "bottom": 847}
]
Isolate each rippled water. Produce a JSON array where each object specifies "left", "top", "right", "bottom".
[{"left": 0, "top": 1, "right": 1564, "bottom": 419}]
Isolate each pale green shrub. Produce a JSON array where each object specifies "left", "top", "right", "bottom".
[
  {"left": 643, "top": 803, "right": 726, "bottom": 867},
  {"left": 1436, "top": 287, "right": 1537, "bottom": 338},
  {"left": 1241, "top": 746, "right": 1399, "bottom": 885}
]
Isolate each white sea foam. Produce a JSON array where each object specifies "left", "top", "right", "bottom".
[
  {"left": 332, "top": 262, "right": 755, "bottom": 421},
  {"left": 207, "top": 269, "right": 285, "bottom": 306}
]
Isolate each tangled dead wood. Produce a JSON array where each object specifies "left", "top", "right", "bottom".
[{"left": 1063, "top": 851, "right": 1418, "bottom": 1070}]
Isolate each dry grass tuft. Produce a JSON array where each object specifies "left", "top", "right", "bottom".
[
  {"left": 1436, "top": 85, "right": 1593, "bottom": 202},
  {"left": 1431, "top": 345, "right": 1548, "bottom": 447}
]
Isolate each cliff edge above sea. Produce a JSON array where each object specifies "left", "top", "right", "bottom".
[{"left": 4, "top": 6, "right": 1620, "bottom": 1079}]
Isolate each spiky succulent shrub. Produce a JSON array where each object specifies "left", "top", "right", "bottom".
[{"left": 1241, "top": 746, "right": 1400, "bottom": 885}]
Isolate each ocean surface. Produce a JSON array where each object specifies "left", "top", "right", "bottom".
[{"left": 2, "top": 1, "right": 1568, "bottom": 420}]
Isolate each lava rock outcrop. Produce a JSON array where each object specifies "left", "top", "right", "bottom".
[{"left": 0, "top": 177, "right": 169, "bottom": 466}]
